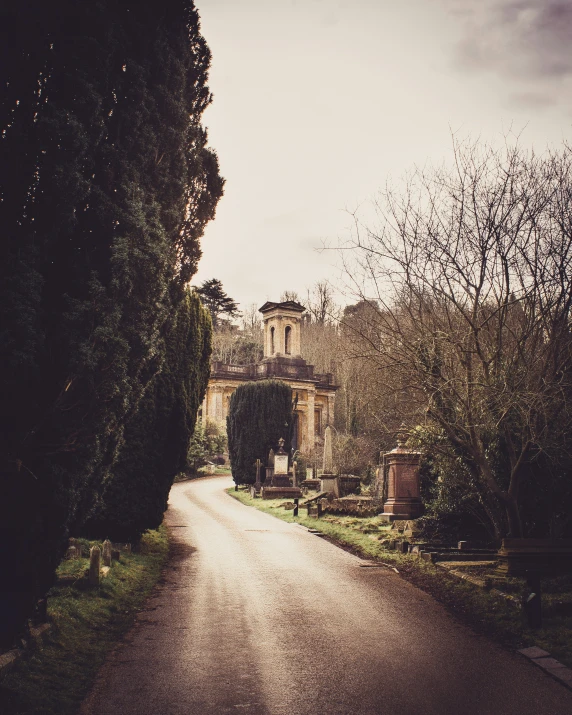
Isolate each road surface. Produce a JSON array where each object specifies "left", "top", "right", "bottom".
[{"left": 82, "top": 476, "right": 572, "bottom": 714}]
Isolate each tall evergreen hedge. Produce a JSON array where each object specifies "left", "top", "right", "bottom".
[
  {"left": 84, "top": 290, "right": 212, "bottom": 542},
  {"left": 227, "top": 381, "right": 294, "bottom": 485},
  {"left": 0, "top": 1, "right": 222, "bottom": 645}
]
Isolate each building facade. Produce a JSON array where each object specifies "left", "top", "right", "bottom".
[{"left": 202, "top": 301, "right": 337, "bottom": 456}]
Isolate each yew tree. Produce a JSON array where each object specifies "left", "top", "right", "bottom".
[
  {"left": 0, "top": 0, "right": 222, "bottom": 645},
  {"left": 227, "top": 381, "right": 294, "bottom": 485}
]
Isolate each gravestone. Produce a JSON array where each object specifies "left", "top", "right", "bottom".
[
  {"left": 102, "top": 539, "right": 112, "bottom": 567},
  {"left": 272, "top": 437, "right": 290, "bottom": 487},
  {"left": 292, "top": 460, "right": 298, "bottom": 487},
  {"left": 89, "top": 546, "right": 101, "bottom": 586},
  {"left": 382, "top": 425, "right": 422, "bottom": 520},
  {"left": 66, "top": 537, "right": 82, "bottom": 560}
]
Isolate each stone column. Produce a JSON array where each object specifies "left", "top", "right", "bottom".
[
  {"left": 276, "top": 316, "right": 285, "bottom": 354},
  {"left": 292, "top": 317, "right": 301, "bottom": 356},
  {"left": 382, "top": 425, "right": 422, "bottom": 520},
  {"left": 306, "top": 389, "right": 315, "bottom": 456}
]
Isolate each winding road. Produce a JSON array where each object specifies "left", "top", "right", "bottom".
[{"left": 82, "top": 476, "right": 572, "bottom": 714}]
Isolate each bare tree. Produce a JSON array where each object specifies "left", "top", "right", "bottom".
[
  {"left": 280, "top": 290, "right": 302, "bottom": 303},
  {"left": 306, "top": 281, "right": 341, "bottom": 324},
  {"left": 342, "top": 138, "right": 572, "bottom": 539}
]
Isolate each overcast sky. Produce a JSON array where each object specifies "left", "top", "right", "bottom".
[{"left": 193, "top": 0, "right": 572, "bottom": 312}]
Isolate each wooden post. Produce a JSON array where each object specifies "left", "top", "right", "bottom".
[{"left": 293, "top": 498, "right": 299, "bottom": 517}]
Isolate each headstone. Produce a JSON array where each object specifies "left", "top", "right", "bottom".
[
  {"left": 89, "top": 546, "right": 101, "bottom": 586},
  {"left": 306, "top": 467, "right": 313, "bottom": 480},
  {"left": 292, "top": 461, "right": 298, "bottom": 487},
  {"left": 268, "top": 449, "right": 275, "bottom": 468},
  {"left": 274, "top": 437, "right": 288, "bottom": 475},
  {"left": 102, "top": 539, "right": 112, "bottom": 567},
  {"left": 66, "top": 537, "right": 82, "bottom": 559},
  {"left": 274, "top": 454, "right": 288, "bottom": 474}
]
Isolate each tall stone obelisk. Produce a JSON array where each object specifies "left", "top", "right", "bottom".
[{"left": 320, "top": 426, "right": 338, "bottom": 495}]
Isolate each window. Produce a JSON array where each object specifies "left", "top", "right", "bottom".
[{"left": 285, "top": 325, "right": 291, "bottom": 354}]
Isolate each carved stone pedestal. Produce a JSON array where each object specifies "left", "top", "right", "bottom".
[{"left": 382, "top": 428, "right": 422, "bottom": 520}]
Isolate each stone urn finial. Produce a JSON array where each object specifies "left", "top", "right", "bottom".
[
  {"left": 277, "top": 437, "right": 286, "bottom": 454},
  {"left": 396, "top": 423, "right": 409, "bottom": 449}
]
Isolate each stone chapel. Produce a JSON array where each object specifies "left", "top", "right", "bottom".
[{"left": 201, "top": 300, "right": 337, "bottom": 455}]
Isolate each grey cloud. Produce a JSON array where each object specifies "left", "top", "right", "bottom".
[{"left": 448, "top": 0, "right": 572, "bottom": 79}]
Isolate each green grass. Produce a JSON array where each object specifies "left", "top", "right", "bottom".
[
  {"left": 229, "top": 488, "right": 572, "bottom": 669},
  {"left": 0, "top": 526, "right": 169, "bottom": 715}
]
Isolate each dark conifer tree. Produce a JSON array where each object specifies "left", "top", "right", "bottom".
[
  {"left": 0, "top": 1, "right": 223, "bottom": 645},
  {"left": 84, "top": 290, "right": 212, "bottom": 542},
  {"left": 227, "top": 381, "right": 295, "bottom": 485},
  {"left": 196, "top": 278, "right": 240, "bottom": 326}
]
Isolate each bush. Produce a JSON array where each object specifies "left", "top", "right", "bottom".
[{"left": 227, "top": 380, "right": 294, "bottom": 485}]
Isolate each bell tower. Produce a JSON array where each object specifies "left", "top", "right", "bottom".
[{"left": 259, "top": 301, "right": 305, "bottom": 359}]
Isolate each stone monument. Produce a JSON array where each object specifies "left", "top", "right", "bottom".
[
  {"left": 381, "top": 424, "right": 422, "bottom": 520},
  {"left": 261, "top": 438, "right": 302, "bottom": 500},
  {"left": 320, "top": 426, "right": 339, "bottom": 496},
  {"left": 265, "top": 448, "right": 275, "bottom": 484},
  {"left": 272, "top": 437, "right": 291, "bottom": 487},
  {"left": 102, "top": 539, "right": 112, "bottom": 567}
]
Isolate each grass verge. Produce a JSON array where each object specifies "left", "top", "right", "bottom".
[
  {"left": 228, "top": 488, "right": 572, "bottom": 669},
  {"left": 0, "top": 525, "right": 169, "bottom": 715}
]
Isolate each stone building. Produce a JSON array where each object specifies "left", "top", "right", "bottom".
[{"left": 201, "top": 300, "right": 337, "bottom": 455}]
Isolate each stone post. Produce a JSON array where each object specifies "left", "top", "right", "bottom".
[
  {"left": 89, "top": 546, "right": 101, "bottom": 586},
  {"left": 102, "top": 539, "right": 112, "bottom": 567},
  {"left": 322, "top": 425, "right": 333, "bottom": 473},
  {"left": 255, "top": 458, "right": 262, "bottom": 493},
  {"left": 382, "top": 425, "right": 422, "bottom": 520},
  {"left": 292, "top": 460, "right": 298, "bottom": 487},
  {"left": 307, "top": 390, "right": 315, "bottom": 454}
]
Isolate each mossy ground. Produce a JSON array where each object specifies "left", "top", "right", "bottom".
[
  {"left": 229, "top": 487, "right": 572, "bottom": 669},
  {"left": 0, "top": 525, "right": 169, "bottom": 715}
]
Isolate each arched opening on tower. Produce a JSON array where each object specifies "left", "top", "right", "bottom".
[
  {"left": 285, "top": 325, "right": 291, "bottom": 354},
  {"left": 270, "top": 326, "right": 275, "bottom": 354}
]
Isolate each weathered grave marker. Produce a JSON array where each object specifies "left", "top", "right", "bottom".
[
  {"left": 89, "top": 546, "right": 101, "bottom": 586},
  {"left": 102, "top": 539, "right": 112, "bottom": 567}
]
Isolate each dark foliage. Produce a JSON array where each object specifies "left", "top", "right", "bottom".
[
  {"left": 227, "top": 381, "right": 294, "bottom": 485},
  {"left": 84, "top": 290, "right": 212, "bottom": 542},
  {"left": 0, "top": 1, "right": 222, "bottom": 645},
  {"left": 196, "top": 278, "right": 239, "bottom": 326}
]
